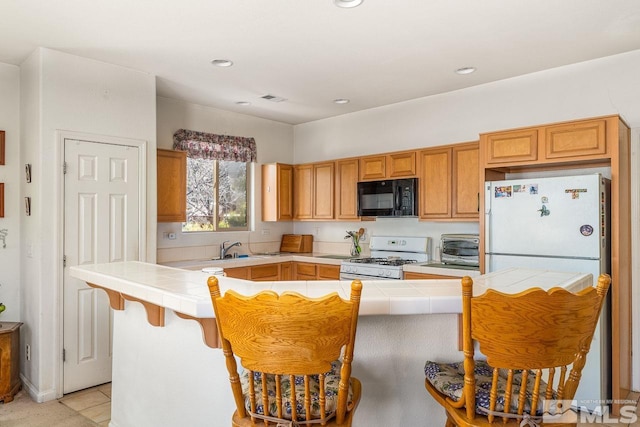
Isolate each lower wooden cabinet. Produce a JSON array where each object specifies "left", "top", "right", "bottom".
[
  {"left": 250, "top": 264, "right": 280, "bottom": 281},
  {"left": 295, "top": 262, "right": 318, "bottom": 280},
  {"left": 280, "top": 262, "right": 293, "bottom": 280},
  {"left": 294, "top": 262, "right": 340, "bottom": 280},
  {"left": 223, "top": 266, "right": 249, "bottom": 280},
  {"left": 317, "top": 264, "right": 340, "bottom": 280},
  {"left": 223, "top": 261, "right": 341, "bottom": 281}
]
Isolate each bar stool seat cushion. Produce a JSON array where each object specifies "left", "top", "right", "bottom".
[
  {"left": 240, "top": 359, "right": 355, "bottom": 420},
  {"left": 424, "top": 360, "right": 547, "bottom": 416}
]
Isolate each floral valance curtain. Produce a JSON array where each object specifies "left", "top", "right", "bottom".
[{"left": 172, "top": 128, "right": 257, "bottom": 162}]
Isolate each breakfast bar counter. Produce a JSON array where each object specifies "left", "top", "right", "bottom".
[{"left": 70, "top": 262, "right": 592, "bottom": 427}]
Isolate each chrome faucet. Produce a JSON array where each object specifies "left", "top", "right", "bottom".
[{"left": 220, "top": 241, "right": 242, "bottom": 259}]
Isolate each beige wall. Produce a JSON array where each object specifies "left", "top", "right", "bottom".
[
  {"left": 19, "top": 48, "right": 157, "bottom": 401},
  {"left": 155, "top": 96, "right": 296, "bottom": 261},
  {"left": 0, "top": 63, "right": 20, "bottom": 322}
]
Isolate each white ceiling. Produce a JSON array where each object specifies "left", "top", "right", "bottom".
[{"left": 1, "top": 0, "right": 640, "bottom": 125}]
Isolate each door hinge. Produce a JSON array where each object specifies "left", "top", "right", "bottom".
[
  {"left": 63, "top": 162, "right": 67, "bottom": 174},
  {"left": 63, "top": 348, "right": 66, "bottom": 362},
  {"left": 63, "top": 255, "right": 67, "bottom": 267}
]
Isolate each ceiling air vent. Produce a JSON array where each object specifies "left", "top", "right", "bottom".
[{"left": 261, "top": 94, "right": 287, "bottom": 103}]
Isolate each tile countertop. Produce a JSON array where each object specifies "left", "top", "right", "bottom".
[
  {"left": 161, "top": 254, "right": 481, "bottom": 278},
  {"left": 70, "top": 261, "right": 593, "bottom": 319}
]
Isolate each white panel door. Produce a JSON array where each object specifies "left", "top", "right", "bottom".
[{"left": 63, "top": 139, "right": 139, "bottom": 393}]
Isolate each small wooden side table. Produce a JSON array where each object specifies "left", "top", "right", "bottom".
[{"left": 0, "top": 322, "right": 22, "bottom": 403}]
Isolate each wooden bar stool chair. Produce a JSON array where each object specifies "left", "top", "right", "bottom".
[
  {"left": 425, "top": 274, "right": 610, "bottom": 427},
  {"left": 207, "top": 276, "right": 363, "bottom": 426}
]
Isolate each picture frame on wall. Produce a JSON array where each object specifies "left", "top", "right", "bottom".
[
  {"left": 25, "top": 164, "right": 31, "bottom": 183},
  {"left": 25, "top": 196, "right": 31, "bottom": 216},
  {"left": 0, "top": 131, "right": 5, "bottom": 165}
]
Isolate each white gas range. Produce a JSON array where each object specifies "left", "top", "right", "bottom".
[{"left": 340, "top": 236, "right": 431, "bottom": 280}]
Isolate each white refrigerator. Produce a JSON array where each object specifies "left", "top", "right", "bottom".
[{"left": 485, "top": 173, "right": 610, "bottom": 414}]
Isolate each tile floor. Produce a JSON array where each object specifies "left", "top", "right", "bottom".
[
  {"left": 59, "top": 383, "right": 112, "bottom": 426},
  {"left": 55, "top": 385, "right": 638, "bottom": 426}
]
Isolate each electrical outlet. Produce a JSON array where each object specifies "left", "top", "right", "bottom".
[
  {"left": 168, "top": 232, "right": 177, "bottom": 240},
  {"left": 26, "top": 344, "right": 31, "bottom": 361},
  {"left": 261, "top": 229, "right": 270, "bottom": 236}
]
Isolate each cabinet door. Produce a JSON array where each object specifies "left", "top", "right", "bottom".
[
  {"left": 452, "top": 143, "right": 479, "bottom": 218},
  {"left": 545, "top": 119, "right": 606, "bottom": 160},
  {"left": 388, "top": 151, "right": 417, "bottom": 178},
  {"left": 293, "top": 164, "right": 313, "bottom": 219},
  {"left": 224, "top": 267, "right": 249, "bottom": 280},
  {"left": 317, "top": 264, "right": 340, "bottom": 280},
  {"left": 262, "top": 163, "right": 293, "bottom": 221},
  {"left": 359, "top": 155, "right": 386, "bottom": 181},
  {"left": 313, "top": 162, "right": 334, "bottom": 219},
  {"left": 484, "top": 129, "right": 538, "bottom": 165},
  {"left": 280, "top": 262, "right": 293, "bottom": 280},
  {"left": 295, "top": 262, "right": 317, "bottom": 280},
  {"left": 157, "top": 149, "right": 187, "bottom": 222},
  {"left": 250, "top": 264, "right": 280, "bottom": 281},
  {"left": 335, "top": 159, "right": 359, "bottom": 220},
  {"left": 419, "top": 148, "right": 452, "bottom": 219}
]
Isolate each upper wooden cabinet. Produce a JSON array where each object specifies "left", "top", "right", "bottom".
[
  {"left": 359, "top": 151, "right": 417, "bottom": 181},
  {"left": 483, "top": 129, "right": 538, "bottom": 165},
  {"left": 157, "top": 149, "right": 187, "bottom": 223},
  {"left": 335, "top": 158, "right": 359, "bottom": 220},
  {"left": 545, "top": 119, "right": 606, "bottom": 159},
  {"left": 419, "top": 142, "right": 479, "bottom": 221},
  {"left": 452, "top": 143, "right": 480, "bottom": 218},
  {"left": 262, "top": 163, "right": 293, "bottom": 221},
  {"left": 419, "top": 147, "right": 451, "bottom": 219},
  {"left": 313, "top": 162, "right": 335, "bottom": 219},
  {"left": 293, "top": 164, "right": 314, "bottom": 219},
  {"left": 481, "top": 117, "right": 608, "bottom": 167},
  {"left": 293, "top": 162, "right": 335, "bottom": 220}
]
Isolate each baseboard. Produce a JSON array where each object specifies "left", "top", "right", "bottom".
[{"left": 19, "top": 373, "right": 58, "bottom": 403}]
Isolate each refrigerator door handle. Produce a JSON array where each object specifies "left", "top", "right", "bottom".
[{"left": 485, "top": 183, "right": 492, "bottom": 253}]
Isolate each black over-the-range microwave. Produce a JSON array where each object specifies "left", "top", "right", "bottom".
[{"left": 357, "top": 178, "right": 418, "bottom": 217}]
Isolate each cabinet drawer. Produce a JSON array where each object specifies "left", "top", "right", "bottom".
[
  {"left": 485, "top": 129, "right": 538, "bottom": 164},
  {"left": 317, "top": 264, "right": 340, "bottom": 280},
  {"left": 545, "top": 119, "right": 606, "bottom": 159},
  {"left": 250, "top": 264, "right": 280, "bottom": 281}
]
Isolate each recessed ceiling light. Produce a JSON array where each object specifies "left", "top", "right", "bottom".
[
  {"left": 211, "top": 59, "right": 233, "bottom": 67},
  {"left": 455, "top": 67, "right": 476, "bottom": 75},
  {"left": 236, "top": 101, "right": 251, "bottom": 106},
  {"left": 334, "top": 0, "right": 363, "bottom": 8},
  {"left": 333, "top": 98, "right": 350, "bottom": 104}
]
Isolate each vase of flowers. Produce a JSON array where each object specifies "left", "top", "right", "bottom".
[{"left": 345, "top": 229, "right": 364, "bottom": 257}]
